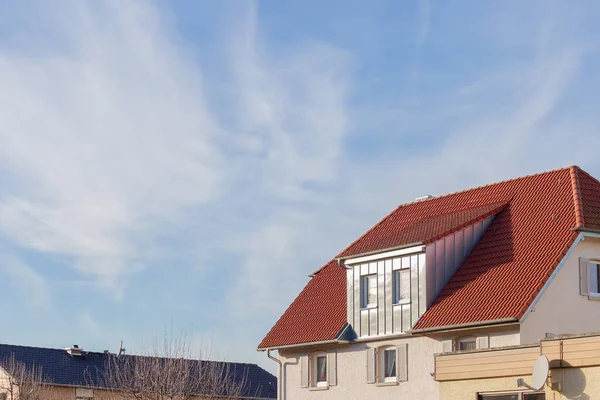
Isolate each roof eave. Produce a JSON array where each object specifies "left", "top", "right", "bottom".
[
  {"left": 336, "top": 242, "right": 425, "bottom": 262},
  {"left": 409, "top": 318, "right": 519, "bottom": 334},
  {"left": 257, "top": 339, "right": 351, "bottom": 352}
]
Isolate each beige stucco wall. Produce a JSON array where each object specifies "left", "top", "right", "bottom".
[
  {"left": 429, "top": 324, "right": 521, "bottom": 348},
  {"left": 521, "top": 236, "right": 600, "bottom": 344},
  {"left": 278, "top": 326, "right": 520, "bottom": 400},
  {"left": 549, "top": 365, "right": 600, "bottom": 400},
  {"left": 439, "top": 365, "right": 600, "bottom": 400},
  {"left": 279, "top": 335, "right": 440, "bottom": 400},
  {"left": 440, "top": 375, "right": 538, "bottom": 400}
]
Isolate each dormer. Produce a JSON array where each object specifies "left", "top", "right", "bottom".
[{"left": 341, "top": 208, "right": 500, "bottom": 338}]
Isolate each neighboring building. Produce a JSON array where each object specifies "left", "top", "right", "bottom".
[
  {"left": 0, "top": 343, "right": 277, "bottom": 399},
  {"left": 435, "top": 332, "right": 600, "bottom": 399},
  {"left": 258, "top": 166, "right": 600, "bottom": 399}
]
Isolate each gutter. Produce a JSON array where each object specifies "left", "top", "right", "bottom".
[
  {"left": 572, "top": 227, "right": 600, "bottom": 234},
  {"left": 266, "top": 350, "right": 282, "bottom": 400},
  {"left": 408, "top": 318, "right": 519, "bottom": 334},
  {"left": 257, "top": 339, "right": 350, "bottom": 352}
]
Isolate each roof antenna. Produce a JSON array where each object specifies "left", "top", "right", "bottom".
[{"left": 117, "top": 340, "right": 126, "bottom": 357}]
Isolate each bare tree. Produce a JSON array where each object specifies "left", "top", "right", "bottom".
[
  {"left": 99, "top": 333, "right": 248, "bottom": 400},
  {"left": 0, "top": 355, "right": 55, "bottom": 400}
]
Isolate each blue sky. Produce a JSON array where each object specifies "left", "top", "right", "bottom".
[{"left": 1, "top": 0, "right": 600, "bottom": 373}]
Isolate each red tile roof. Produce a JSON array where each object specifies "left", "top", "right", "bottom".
[
  {"left": 258, "top": 260, "right": 347, "bottom": 349},
  {"left": 258, "top": 166, "right": 600, "bottom": 348}
]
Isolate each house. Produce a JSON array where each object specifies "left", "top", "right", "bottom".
[
  {"left": 258, "top": 166, "right": 600, "bottom": 400},
  {"left": 434, "top": 332, "right": 600, "bottom": 399},
  {"left": 0, "top": 343, "right": 277, "bottom": 399}
]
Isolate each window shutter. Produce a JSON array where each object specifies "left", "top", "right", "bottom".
[
  {"left": 580, "top": 257, "right": 590, "bottom": 295},
  {"left": 441, "top": 340, "right": 453, "bottom": 353},
  {"left": 476, "top": 335, "right": 489, "bottom": 349},
  {"left": 300, "top": 355, "right": 309, "bottom": 388},
  {"left": 366, "top": 347, "right": 376, "bottom": 384},
  {"left": 327, "top": 351, "right": 337, "bottom": 386},
  {"left": 396, "top": 343, "right": 408, "bottom": 382}
]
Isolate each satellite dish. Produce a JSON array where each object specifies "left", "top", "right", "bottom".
[
  {"left": 532, "top": 355, "right": 549, "bottom": 390},
  {"left": 517, "top": 355, "right": 549, "bottom": 391}
]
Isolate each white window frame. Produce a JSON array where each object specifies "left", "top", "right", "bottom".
[
  {"left": 361, "top": 274, "right": 378, "bottom": 308},
  {"left": 478, "top": 391, "right": 545, "bottom": 399},
  {"left": 392, "top": 268, "right": 410, "bottom": 305},
  {"left": 456, "top": 336, "right": 477, "bottom": 351},
  {"left": 312, "top": 352, "right": 328, "bottom": 388},
  {"left": 378, "top": 346, "right": 397, "bottom": 383},
  {"left": 590, "top": 261, "right": 600, "bottom": 296}
]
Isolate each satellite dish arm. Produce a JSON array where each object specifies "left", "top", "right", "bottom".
[{"left": 516, "top": 378, "right": 538, "bottom": 391}]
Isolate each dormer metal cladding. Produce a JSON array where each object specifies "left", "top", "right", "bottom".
[{"left": 344, "top": 215, "right": 495, "bottom": 338}]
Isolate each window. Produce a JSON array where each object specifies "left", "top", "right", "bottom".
[
  {"left": 379, "top": 346, "right": 396, "bottom": 382},
  {"left": 301, "top": 352, "right": 336, "bottom": 389},
  {"left": 592, "top": 262, "right": 600, "bottom": 295},
  {"left": 361, "top": 274, "right": 377, "bottom": 308},
  {"left": 478, "top": 392, "right": 544, "bottom": 400},
  {"left": 457, "top": 337, "right": 477, "bottom": 351},
  {"left": 393, "top": 269, "right": 410, "bottom": 304},
  {"left": 367, "top": 344, "right": 407, "bottom": 384},
  {"left": 313, "top": 352, "right": 327, "bottom": 387}
]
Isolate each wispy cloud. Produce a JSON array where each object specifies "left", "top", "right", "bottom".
[
  {"left": 416, "top": 0, "right": 432, "bottom": 47},
  {"left": 0, "top": 1, "right": 223, "bottom": 291}
]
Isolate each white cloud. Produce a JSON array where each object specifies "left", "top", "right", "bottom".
[
  {"left": 0, "top": 0, "right": 353, "bottom": 317},
  {"left": 0, "top": 1, "right": 223, "bottom": 288}
]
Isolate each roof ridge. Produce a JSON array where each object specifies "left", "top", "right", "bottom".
[
  {"left": 333, "top": 166, "right": 571, "bottom": 262},
  {"left": 575, "top": 165, "right": 600, "bottom": 186},
  {"left": 0, "top": 343, "right": 266, "bottom": 367},
  {"left": 569, "top": 165, "right": 584, "bottom": 228},
  {"left": 0, "top": 343, "right": 71, "bottom": 352},
  {"left": 400, "top": 166, "right": 572, "bottom": 206}
]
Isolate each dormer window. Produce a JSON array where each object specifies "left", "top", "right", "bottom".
[
  {"left": 393, "top": 269, "right": 410, "bottom": 304},
  {"left": 361, "top": 274, "right": 378, "bottom": 308}
]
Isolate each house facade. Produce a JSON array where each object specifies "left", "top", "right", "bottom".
[{"left": 258, "top": 166, "right": 600, "bottom": 399}]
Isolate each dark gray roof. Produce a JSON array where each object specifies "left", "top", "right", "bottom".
[{"left": 0, "top": 343, "right": 276, "bottom": 399}]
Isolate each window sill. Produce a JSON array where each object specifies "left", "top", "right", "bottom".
[
  {"left": 392, "top": 300, "right": 410, "bottom": 306},
  {"left": 588, "top": 293, "right": 600, "bottom": 301},
  {"left": 375, "top": 381, "right": 398, "bottom": 387},
  {"left": 360, "top": 305, "right": 378, "bottom": 310},
  {"left": 309, "top": 385, "right": 329, "bottom": 391}
]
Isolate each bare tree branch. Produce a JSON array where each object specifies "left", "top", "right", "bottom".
[
  {"left": 0, "top": 355, "right": 55, "bottom": 400},
  {"left": 99, "top": 333, "right": 247, "bottom": 400}
]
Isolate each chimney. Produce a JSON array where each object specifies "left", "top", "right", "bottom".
[
  {"left": 415, "top": 195, "right": 434, "bottom": 201},
  {"left": 65, "top": 345, "right": 84, "bottom": 357}
]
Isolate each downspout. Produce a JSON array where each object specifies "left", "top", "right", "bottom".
[{"left": 267, "top": 349, "right": 282, "bottom": 400}]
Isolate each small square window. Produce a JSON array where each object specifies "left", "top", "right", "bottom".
[
  {"left": 393, "top": 269, "right": 410, "bottom": 304},
  {"left": 361, "top": 274, "right": 377, "bottom": 308}
]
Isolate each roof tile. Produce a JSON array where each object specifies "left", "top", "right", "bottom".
[{"left": 259, "top": 166, "right": 600, "bottom": 347}]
